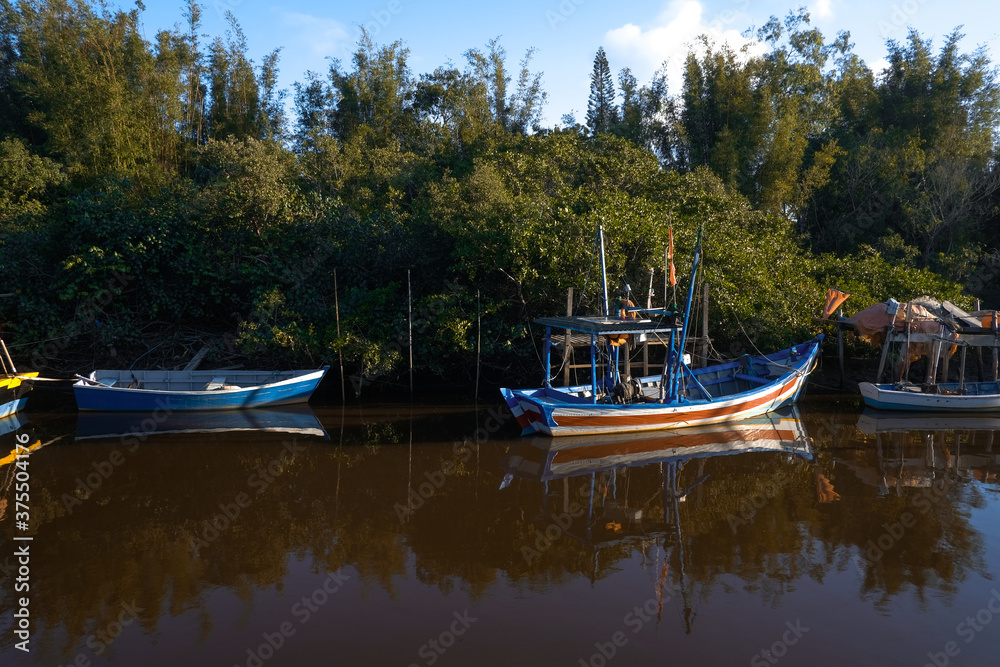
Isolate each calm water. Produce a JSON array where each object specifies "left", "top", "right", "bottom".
[{"left": 2, "top": 397, "right": 1000, "bottom": 666}]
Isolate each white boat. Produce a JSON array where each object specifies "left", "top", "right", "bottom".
[
  {"left": 855, "top": 298, "right": 1000, "bottom": 412},
  {"left": 859, "top": 381, "right": 1000, "bottom": 412}
]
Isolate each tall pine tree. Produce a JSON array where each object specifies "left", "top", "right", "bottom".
[{"left": 586, "top": 47, "right": 617, "bottom": 135}]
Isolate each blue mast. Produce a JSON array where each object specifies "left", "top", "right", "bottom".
[
  {"left": 598, "top": 226, "right": 615, "bottom": 391},
  {"left": 667, "top": 227, "right": 702, "bottom": 402}
]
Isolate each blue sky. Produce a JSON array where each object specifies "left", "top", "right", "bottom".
[{"left": 124, "top": 0, "right": 999, "bottom": 127}]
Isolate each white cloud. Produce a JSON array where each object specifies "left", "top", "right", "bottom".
[
  {"left": 868, "top": 57, "right": 891, "bottom": 78},
  {"left": 280, "top": 12, "right": 353, "bottom": 61},
  {"left": 813, "top": 0, "right": 834, "bottom": 19},
  {"left": 604, "top": 0, "right": 760, "bottom": 94}
]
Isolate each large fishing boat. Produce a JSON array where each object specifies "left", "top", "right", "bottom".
[{"left": 501, "top": 228, "right": 822, "bottom": 437}]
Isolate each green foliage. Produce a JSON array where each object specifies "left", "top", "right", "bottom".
[
  {"left": 10, "top": 0, "right": 172, "bottom": 181},
  {"left": 207, "top": 12, "right": 262, "bottom": 141},
  {"left": 815, "top": 245, "right": 969, "bottom": 313},
  {"left": 195, "top": 137, "right": 301, "bottom": 235},
  {"left": 330, "top": 29, "right": 414, "bottom": 146},
  {"left": 0, "top": 136, "right": 65, "bottom": 219},
  {"left": 586, "top": 47, "right": 617, "bottom": 135},
  {"left": 0, "top": 0, "right": 996, "bottom": 385}
]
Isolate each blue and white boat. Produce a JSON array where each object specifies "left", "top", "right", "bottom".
[
  {"left": 501, "top": 226, "right": 823, "bottom": 437},
  {"left": 73, "top": 367, "right": 329, "bottom": 411}
]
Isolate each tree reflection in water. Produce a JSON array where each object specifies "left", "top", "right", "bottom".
[{"left": 0, "top": 403, "right": 994, "bottom": 662}]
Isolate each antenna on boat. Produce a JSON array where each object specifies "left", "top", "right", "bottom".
[{"left": 647, "top": 268, "right": 654, "bottom": 309}]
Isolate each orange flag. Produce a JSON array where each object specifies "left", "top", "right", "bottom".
[
  {"left": 668, "top": 226, "right": 677, "bottom": 286},
  {"left": 822, "top": 288, "right": 851, "bottom": 320}
]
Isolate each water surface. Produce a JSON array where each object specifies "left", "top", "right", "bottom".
[{"left": 2, "top": 398, "right": 1000, "bottom": 666}]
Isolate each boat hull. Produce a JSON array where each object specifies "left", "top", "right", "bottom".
[
  {"left": 73, "top": 367, "right": 328, "bottom": 412},
  {"left": 0, "top": 373, "right": 37, "bottom": 418},
  {"left": 859, "top": 381, "right": 1000, "bottom": 412},
  {"left": 502, "top": 338, "right": 822, "bottom": 436}
]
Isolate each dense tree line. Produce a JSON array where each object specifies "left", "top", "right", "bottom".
[
  {"left": 586, "top": 12, "right": 1000, "bottom": 285},
  {"left": 0, "top": 1, "right": 990, "bottom": 388}
]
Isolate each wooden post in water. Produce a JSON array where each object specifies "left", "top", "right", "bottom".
[
  {"left": 902, "top": 303, "right": 913, "bottom": 382},
  {"left": 334, "top": 269, "right": 345, "bottom": 404},
  {"left": 408, "top": 270, "right": 413, "bottom": 401},
  {"left": 475, "top": 289, "right": 481, "bottom": 403},
  {"left": 959, "top": 344, "right": 967, "bottom": 393},
  {"left": 875, "top": 323, "right": 894, "bottom": 384},
  {"left": 993, "top": 311, "right": 999, "bottom": 382},
  {"left": 837, "top": 323, "right": 846, "bottom": 388},
  {"left": 564, "top": 287, "right": 573, "bottom": 386},
  {"left": 928, "top": 327, "right": 944, "bottom": 386},
  {"left": 923, "top": 322, "right": 940, "bottom": 386},
  {"left": 976, "top": 299, "right": 986, "bottom": 381},
  {"left": 941, "top": 336, "right": 951, "bottom": 382}
]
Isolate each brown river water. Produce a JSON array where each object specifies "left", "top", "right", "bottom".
[{"left": 2, "top": 395, "right": 1000, "bottom": 666}]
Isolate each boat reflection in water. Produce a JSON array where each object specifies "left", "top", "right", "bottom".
[
  {"left": 851, "top": 409, "right": 1000, "bottom": 492},
  {"left": 500, "top": 408, "right": 813, "bottom": 632},
  {"left": 0, "top": 416, "right": 62, "bottom": 471},
  {"left": 0, "top": 412, "right": 24, "bottom": 439},
  {"left": 74, "top": 405, "right": 329, "bottom": 441},
  {"left": 4, "top": 402, "right": 999, "bottom": 666},
  {"left": 503, "top": 408, "right": 812, "bottom": 484}
]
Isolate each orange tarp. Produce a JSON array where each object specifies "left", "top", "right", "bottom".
[
  {"left": 848, "top": 302, "right": 940, "bottom": 346},
  {"left": 848, "top": 301, "right": 956, "bottom": 365}
]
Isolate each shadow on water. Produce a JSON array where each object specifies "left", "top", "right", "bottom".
[{"left": 0, "top": 399, "right": 997, "bottom": 665}]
